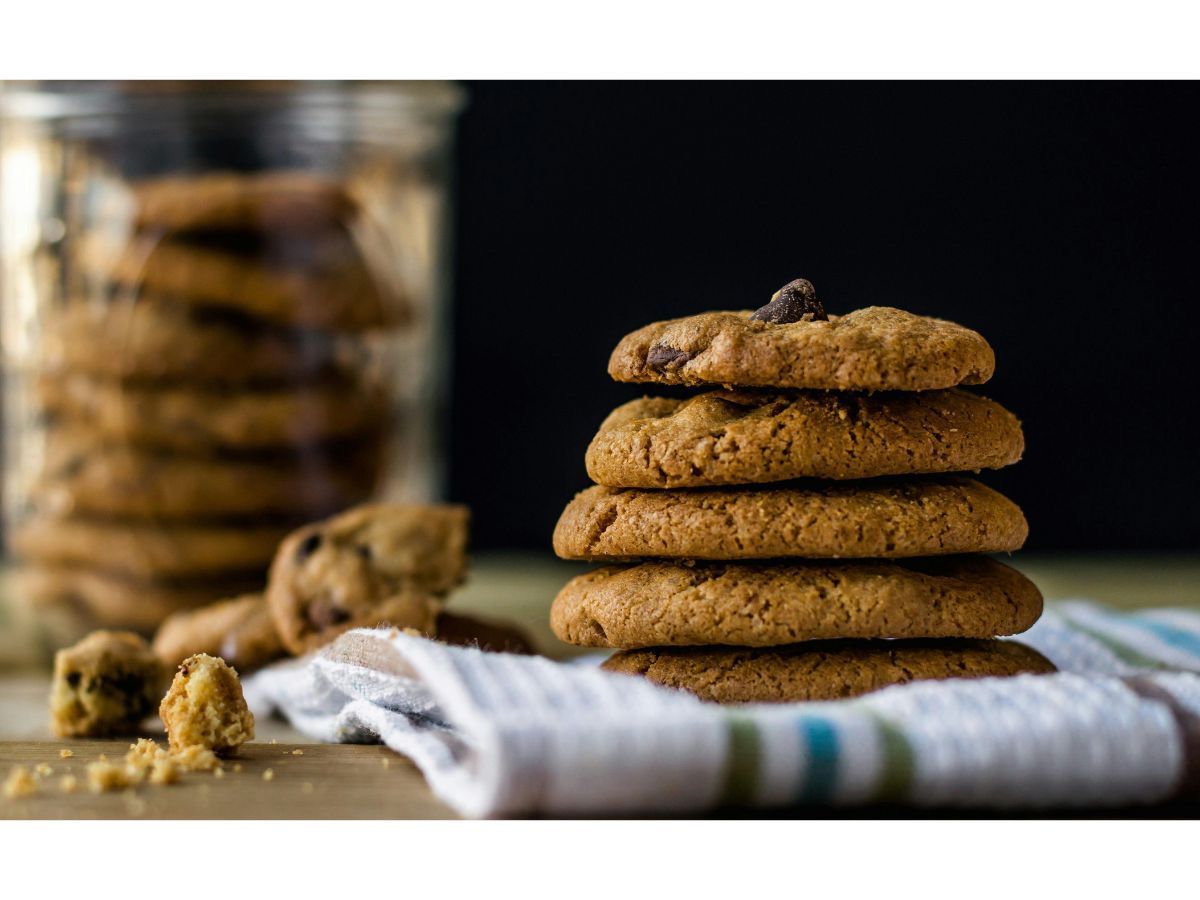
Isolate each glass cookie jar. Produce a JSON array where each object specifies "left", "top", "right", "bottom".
[{"left": 0, "top": 81, "right": 464, "bottom": 655}]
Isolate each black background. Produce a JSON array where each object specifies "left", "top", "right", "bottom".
[{"left": 448, "top": 82, "right": 1199, "bottom": 553}]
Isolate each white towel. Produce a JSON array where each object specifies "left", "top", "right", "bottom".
[{"left": 244, "top": 600, "right": 1200, "bottom": 817}]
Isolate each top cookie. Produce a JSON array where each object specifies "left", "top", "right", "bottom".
[{"left": 608, "top": 306, "right": 995, "bottom": 391}]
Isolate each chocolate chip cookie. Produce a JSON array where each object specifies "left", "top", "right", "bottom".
[
  {"left": 130, "top": 170, "right": 357, "bottom": 234},
  {"left": 602, "top": 638, "right": 1056, "bottom": 703},
  {"left": 11, "top": 516, "right": 291, "bottom": 580},
  {"left": 554, "top": 478, "right": 1028, "bottom": 561},
  {"left": 43, "top": 298, "right": 343, "bottom": 385},
  {"left": 50, "top": 630, "right": 167, "bottom": 737},
  {"left": 79, "top": 228, "right": 405, "bottom": 331},
  {"left": 551, "top": 556, "right": 1042, "bottom": 649},
  {"left": 608, "top": 304, "right": 995, "bottom": 392},
  {"left": 586, "top": 388, "right": 1024, "bottom": 488},
  {"left": 33, "top": 426, "right": 379, "bottom": 520},
  {"left": 267, "top": 503, "right": 470, "bottom": 655},
  {"left": 37, "top": 372, "right": 387, "bottom": 452}
]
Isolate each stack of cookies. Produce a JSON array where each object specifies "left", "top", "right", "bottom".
[
  {"left": 551, "top": 278, "right": 1053, "bottom": 703},
  {"left": 9, "top": 171, "right": 406, "bottom": 646}
]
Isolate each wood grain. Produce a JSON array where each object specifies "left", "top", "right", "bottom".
[{"left": 0, "top": 739, "right": 455, "bottom": 819}]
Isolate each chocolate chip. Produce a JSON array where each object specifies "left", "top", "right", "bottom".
[
  {"left": 295, "top": 532, "right": 323, "bottom": 562},
  {"left": 307, "top": 596, "right": 352, "bottom": 630},
  {"left": 749, "top": 278, "right": 827, "bottom": 323},
  {"left": 66, "top": 671, "right": 81, "bottom": 689},
  {"left": 646, "top": 345, "right": 695, "bottom": 371},
  {"left": 355, "top": 544, "right": 373, "bottom": 561}
]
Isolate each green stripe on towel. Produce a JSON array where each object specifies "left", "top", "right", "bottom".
[
  {"left": 719, "top": 714, "right": 761, "bottom": 806},
  {"left": 869, "top": 714, "right": 915, "bottom": 803}
]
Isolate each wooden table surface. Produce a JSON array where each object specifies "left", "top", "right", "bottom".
[{"left": 2, "top": 553, "right": 1198, "bottom": 819}]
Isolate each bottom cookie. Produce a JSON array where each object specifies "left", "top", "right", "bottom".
[{"left": 601, "top": 639, "right": 1056, "bottom": 704}]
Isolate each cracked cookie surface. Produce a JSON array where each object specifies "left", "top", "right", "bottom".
[
  {"left": 554, "top": 478, "right": 1027, "bottom": 561},
  {"left": 602, "top": 638, "right": 1055, "bottom": 703},
  {"left": 586, "top": 388, "right": 1024, "bottom": 488},
  {"left": 608, "top": 307, "right": 994, "bottom": 391},
  {"left": 551, "top": 556, "right": 1042, "bottom": 648}
]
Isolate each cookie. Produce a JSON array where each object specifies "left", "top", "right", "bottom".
[
  {"left": 551, "top": 556, "right": 1042, "bottom": 649},
  {"left": 602, "top": 639, "right": 1056, "bottom": 704},
  {"left": 36, "top": 372, "right": 387, "bottom": 452},
  {"left": 11, "top": 566, "right": 263, "bottom": 636},
  {"left": 160, "top": 653, "right": 255, "bottom": 756},
  {"left": 152, "top": 594, "right": 285, "bottom": 672},
  {"left": 32, "top": 427, "right": 379, "bottom": 520},
  {"left": 586, "top": 388, "right": 1023, "bottom": 488},
  {"left": 43, "top": 298, "right": 343, "bottom": 385},
  {"left": 79, "top": 229, "right": 404, "bottom": 331},
  {"left": 608, "top": 306, "right": 994, "bottom": 391},
  {"left": 130, "top": 170, "right": 357, "bottom": 234},
  {"left": 11, "top": 517, "right": 291, "bottom": 580},
  {"left": 267, "top": 503, "right": 470, "bottom": 655},
  {"left": 435, "top": 612, "right": 536, "bottom": 655},
  {"left": 554, "top": 478, "right": 1028, "bottom": 561},
  {"left": 50, "top": 630, "right": 166, "bottom": 737}
]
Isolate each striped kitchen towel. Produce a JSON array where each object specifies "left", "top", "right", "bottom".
[{"left": 245, "top": 600, "right": 1200, "bottom": 817}]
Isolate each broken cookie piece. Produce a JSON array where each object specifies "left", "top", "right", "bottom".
[
  {"left": 153, "top": 593, "right": 286, "bottom": 672},
  {"left": 50, "top": 630, "right": 166, "bottom": 738},
  {"left": 160, "top": 654, "right": 255, "bottom": 757}
]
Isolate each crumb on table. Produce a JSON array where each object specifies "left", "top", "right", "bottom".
[{"left": 3, "top": 766, "right": 39, "bottom": 799}]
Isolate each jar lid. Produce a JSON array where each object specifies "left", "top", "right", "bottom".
[{"left": 0, "top": 80, "right": 466, "bottom": 125}]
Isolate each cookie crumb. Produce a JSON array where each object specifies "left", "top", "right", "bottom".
[
  {"left": 301, "top": 782, "right": 315, "bottom": 794},
  {"left": 87, "top": 760, "right": 135, "bottom": 793},
  {"left": 59, "top": 749, "right": 74, "bottom": 759},
  {"left": 126, "top": 738, "right": 166, "bottom": 767},
  {"left": 291, "top": 749, "right": 304, "bottom": 756},
  {"left": 213, "top": 766, "right": 225, "bottom": 779},
  {"left": 381, "top": 757, "right": 390, "bottom": 769},
  {"left": 170, "top": 745, "right": 220, "bottom": 772},
  {"left": 233, "top": 764, "right": 243, "bottom": 773},
  {"left": 59, "top": 774, "right": 79, "bottom": 794},
  {"left": 35, "top": 763, "right": 53, "bottom": 777},
  {"left": 123, "top": 794, "right": 147, "bottom": 817},
  {"left": 3, "top": 766, "right": 38, "bottom": 798},
  {"left": 148, "top": 758, "right": 179, "bottom": 786},
  {"left": 263, "top": 768, "right": 275, "bottom": 782}
]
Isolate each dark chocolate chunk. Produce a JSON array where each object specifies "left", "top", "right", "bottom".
[
  {"left": 295, "top": 532, "right": 323, "bottom": 562},
  {"left": 750, "top": 278, "right": 827, "bottom": 323},
  {"left": 646, "top": 345, "right": 696, "bottom": 371}
]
